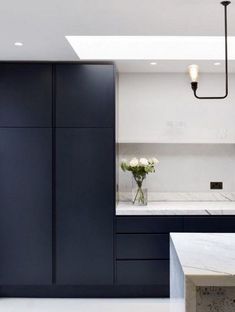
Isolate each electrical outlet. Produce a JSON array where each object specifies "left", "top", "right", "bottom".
[{"left": 210, "top": 182, "right": 223, "bottom": 190}]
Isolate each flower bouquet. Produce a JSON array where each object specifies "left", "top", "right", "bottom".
[{"left": 121, "top": 157, "right": 159, "bottom": 205}]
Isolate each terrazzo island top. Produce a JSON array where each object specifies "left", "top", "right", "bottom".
[{"left": 116, "top": 201, "right": 235, "bottom": 215}]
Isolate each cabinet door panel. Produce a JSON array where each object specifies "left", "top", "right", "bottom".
[
  {"left": 56, "top": 128, "right": 114, "bottom": 285},
  {"left": 0, "top": 129, "right": 52, "bottom": 285},
  {"left": 56, "top": 64, "right": 114, "bottom": 127},
  {"left": 0, "top": 63, "right": 52, "bottom": 127}
]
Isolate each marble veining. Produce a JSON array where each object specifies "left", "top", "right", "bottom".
[{"left": 171, "top": 233, "right": 235, "bottom": 276}]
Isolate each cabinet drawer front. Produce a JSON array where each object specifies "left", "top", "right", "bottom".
[
  {"left": 184, "top": 216, "right": 235, "bottom": 232},
  {"left": 116, "top": 260, "right": 169, "bottom": 285},
  {"left": 117, "top": 234, "right": 169, "bottom": 259},
  {"left": 117, "top": 217, "right": 183, "bottom": 233}
]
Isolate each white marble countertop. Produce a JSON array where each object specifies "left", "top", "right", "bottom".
[
  {"left": 170, "top": 233, "right": 235, "bottom": 277},
  {"left": 116, "top": 201, "right": 235, "bottom": 215},
  {"left": 170, "top": 233, "right": 235, "bottom": 312}
]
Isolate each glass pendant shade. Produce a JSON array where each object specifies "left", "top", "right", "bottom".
[{"left": 188, "top": 64, "right": 199, "bottom": 82}]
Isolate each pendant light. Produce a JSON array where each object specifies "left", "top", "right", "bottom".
[{"left": 188, "top": 1, "right": 230, "bottom": 99}]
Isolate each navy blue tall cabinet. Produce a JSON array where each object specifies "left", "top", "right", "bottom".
[
  {"left": 0, "top": 62, "right": 115, "bottom": 293},
  {"left": 55, "top": 64, "right": 115, "bottom": 285},
  {"left": 0, "top": 64, "right": 53, "bottom": 285}
]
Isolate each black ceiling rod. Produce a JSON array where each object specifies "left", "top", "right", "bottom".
[{"left": 190, "top": 1, "right": 230, "bottom": 100}]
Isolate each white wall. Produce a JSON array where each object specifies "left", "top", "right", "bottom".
[
  {"left": 118, "top": 73, "right": 235, "bottom": 143},
  {"left": 117, "top": 73, "right": 235, "bottom": 198}
]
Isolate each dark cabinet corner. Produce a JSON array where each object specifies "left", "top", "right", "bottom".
[{"left": 55, "top": 64, "right": 115, "bottom": 127}]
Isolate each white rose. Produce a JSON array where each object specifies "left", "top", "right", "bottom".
[
  {"left": 129, "top": 158, "right": 138, "bottom": 167},
  {"left": 152, "top": 157, "right": 159, "bottom": 164},
  {"left": 139, "top": 158, "right": 148, "bottom": 166}
]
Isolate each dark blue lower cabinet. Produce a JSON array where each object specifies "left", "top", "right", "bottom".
[
  {"left": 56, "top": 128, "right": 114, "bottom": 285},
  {"left": 0, "top": 128, "right": 52, "bottom": 285},
  {"left": 116, "top": 216, "right": 184, "bottom": 233},
  {"left": 115, "top": 216, "right": 183, "bottom": 296},
  {"left": 117, "top": 234, "right": 169, "bottom": 259},
  {"left": 116, "top": 260, "right": 169, "bottom": 286},
  {"left": 184, "top": 216, "right": 235, "bottom": 232}
]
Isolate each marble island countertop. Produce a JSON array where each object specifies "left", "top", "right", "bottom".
[
  {"left": 170, "top": 233, "right": 235, "bottom": 312},
  {"left": 171, "top": 233, "right": 235, "bottom": 276},
  {"left": 116, "top": 201, "right": 235, "bottom": 215}
]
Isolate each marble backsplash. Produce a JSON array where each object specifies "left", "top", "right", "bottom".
[{"left": 118, "top": 143, "right": 235, "bottom": 201}]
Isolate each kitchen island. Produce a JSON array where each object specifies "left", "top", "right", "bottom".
[{"left": 170, "top": 233, "right": 235, "bottom": 312}]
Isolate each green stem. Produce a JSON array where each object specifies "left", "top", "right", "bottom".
[
  {"left": 133, "top": 187, "right": 145, "bottom": 205},
  {"left": 133, "top": 187, "right": 140, "bottom": 204},
  {"left": 139, "top": 187, "right": 145, "bottom": 204},
  {"left": 132, "top": 174, "right": 146, "bottom": 205}
]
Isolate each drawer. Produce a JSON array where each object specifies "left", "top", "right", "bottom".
[
  {"left": 116, "top": 260, "right": 169, "bottom": 285},
  {"left": 117, "top": 234, "right": 169, "bottom": 259},
  {"left": 184, "top": 216, "right": 235, "bottom": 232},
  {"left": 116, "top": 216, "right": 183, "bottom": 233}
]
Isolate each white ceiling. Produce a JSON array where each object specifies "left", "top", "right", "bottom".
[
  {"left": 116, "top": 60, "right": 235, "bottom": 73},
  {"left": 1, "top": 0, "right": 235, "bottom": 72}
]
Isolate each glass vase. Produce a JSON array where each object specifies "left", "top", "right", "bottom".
[{"left": 132, "top": 174, "right": 147, "bottom": 206}]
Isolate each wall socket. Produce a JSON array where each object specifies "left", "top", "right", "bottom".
[{"left": 210, "top": 182, "right": 223, "bottom": 190}]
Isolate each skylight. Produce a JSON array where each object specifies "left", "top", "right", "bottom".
[{"left": 66, "top": 36, "right": 235, "bottom": 60}]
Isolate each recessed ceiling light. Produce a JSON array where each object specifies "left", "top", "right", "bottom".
[
  {"left": 14, "top": 42, "right": 23, "bottom": 47},
  {"left": 150, "top": 62, "right": 157, "bottom": 65},
  {"left": 214, "top": 62, "right": 221, "bottom": 66},
  {"left": 66, "top": 36, "right": 235, "bottom": 60}
]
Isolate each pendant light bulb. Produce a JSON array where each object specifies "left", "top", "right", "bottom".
[{"left": 188, "top": 64, "right": 199, "bottom": 82}]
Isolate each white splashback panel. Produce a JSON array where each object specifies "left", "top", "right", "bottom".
[{"left": 118, "top": 143, "right": 235, "bottom": 195}]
